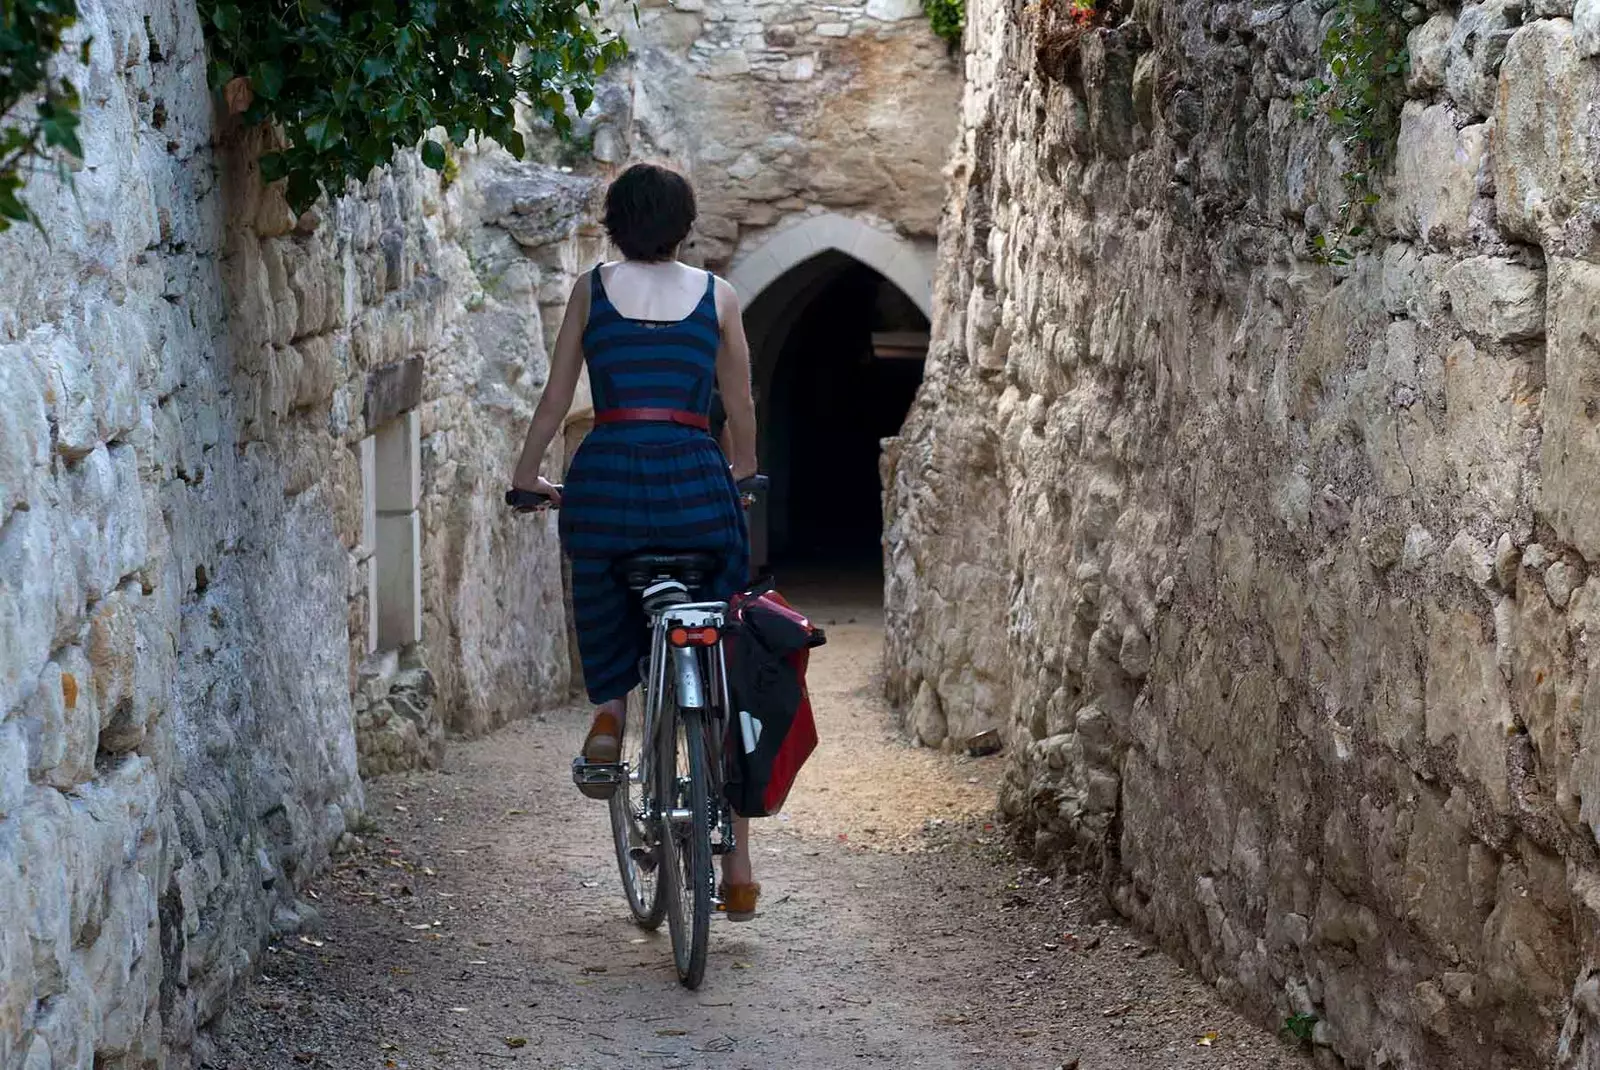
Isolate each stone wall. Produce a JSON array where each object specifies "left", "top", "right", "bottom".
[
  {"left": 0, "top": 0, "right": 591, "bottom": 1064},
  {"left": 886, "top": 0, "right": 1600, "bottom": 1066},
  {"left": 591, "top": 0, "right": 959, "bottom": 283}
]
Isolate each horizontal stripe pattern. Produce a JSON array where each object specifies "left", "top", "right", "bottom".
[{"left": 561, "top": 265, "right": 749, "bottom": 705}]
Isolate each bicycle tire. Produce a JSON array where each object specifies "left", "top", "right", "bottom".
[
  {"left": 659, "top": 703, "right": 714, "bottom": 989},
  {"left": 608, "top": 688, "right": 664, "bottom": 929}
]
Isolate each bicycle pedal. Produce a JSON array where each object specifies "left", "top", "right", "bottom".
[{"left": 571, "top": 758, "right": 628, "bottom": 786}]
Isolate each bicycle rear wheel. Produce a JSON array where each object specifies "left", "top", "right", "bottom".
[
  {"left": 609, "top": 687, "right": 664, "bottom": 928},
  {"left": 658, "top": 702, "right": 713, "bottom": 988}
]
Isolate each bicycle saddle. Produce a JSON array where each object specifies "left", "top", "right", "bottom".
[{"left": 616, "top": 552, "right": 720, "bottom": 592}]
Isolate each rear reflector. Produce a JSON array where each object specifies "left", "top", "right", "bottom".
[{"left": 668, "top": 626, "right": 719, "bottom": 647}]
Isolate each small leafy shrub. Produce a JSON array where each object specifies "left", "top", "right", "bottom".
[
  {"left": 1296, "top": 0, "right": 1409, "bottom": 263},
  {"left": 200, "top": 0, "right": 628, "bottom": 215},
  {"left": 1281, "top": 1013, "right": 1318, "bottom": 1047},
  {"left": 925, "top": 0, "right": 965, "bottom": 48},
  {"left": 0, "top": 0, "right": 84, "bottom": 231}
]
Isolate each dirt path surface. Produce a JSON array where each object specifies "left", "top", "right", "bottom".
[{"left": 209, "top": 585, "right": 1308, "bottom": 1070}]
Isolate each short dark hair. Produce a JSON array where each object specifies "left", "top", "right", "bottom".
[{"left": 603, "top": 163, "right": 697, "bottom": 262}]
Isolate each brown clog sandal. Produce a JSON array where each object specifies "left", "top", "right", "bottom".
[
  {"left": 718, "top": 881, "right": 761, "bottom": 922},
  {"left": 576, "top": 711, "right": 622, "bottom": 800}
]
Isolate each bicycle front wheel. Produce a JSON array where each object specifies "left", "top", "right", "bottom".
[
  {"left": 658, "top": 703, "right": 713, "bottom": 989},
  {"left": 609, "top": 687, "right": 664, "bottom": 929}
]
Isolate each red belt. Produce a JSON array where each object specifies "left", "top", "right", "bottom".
[{"left": 593, "top": 408, "right": 710, "bottom": 431}]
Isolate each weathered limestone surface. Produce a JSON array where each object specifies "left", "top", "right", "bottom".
[
  {"left": 885, "top": 0, "right": 1600, "bottom": 1066},
  {"left": 0, "top": 0, "right": 592, "bottom": 1064},
  {"left": 581, "top": 0, "right": 959, "bottom": 291}
]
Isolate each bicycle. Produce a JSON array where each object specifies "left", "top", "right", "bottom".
[{"left": 506, "top": 475, "right": 766, "bottom": 989}]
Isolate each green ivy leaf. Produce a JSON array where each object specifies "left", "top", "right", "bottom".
[
  {"left": 306, "top": 114, "right": 346, "bottom": 150},
  {"left": 420, "top": 139, "right": 447, "bottom": 170},
  {"left": 0, "top": 183, "right": 31, "bottom": 223},
  {"left": 260, "top": 152, "right": 289, "bottom": 182},
  {"left": 253, "top": 60, "right": 285, "bottom": 100},
  {"left": 211, "top": 3, "right": 241, "bottom": 33}
]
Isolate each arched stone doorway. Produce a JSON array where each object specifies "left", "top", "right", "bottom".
[{"left": 728, "top": 215, "right": 934, "bottom": 573}]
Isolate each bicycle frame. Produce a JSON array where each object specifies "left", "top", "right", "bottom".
[{"left": 639, "top": 599, "right": 735, "bottom": 856}]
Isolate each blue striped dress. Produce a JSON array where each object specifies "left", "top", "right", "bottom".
[{"left": 560, "top": 266, "right": 750, "bottom": 705}]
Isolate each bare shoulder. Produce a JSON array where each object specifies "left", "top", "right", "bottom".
[{"left": 711, "top": 274, "right": 741, "bottom": 306}]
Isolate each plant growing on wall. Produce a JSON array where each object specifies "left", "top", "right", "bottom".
[
  {"left": 925, "top": 0, "right": 964, "bottom": 48},
  {"left": 199, "top": 0, "right": 628, "bottom": 215},
  {"left": 1031, "top": 0, "right": 1116, "bottom": 83},
  {"left": 1296, "top": 0, "right": 1409, "bottom": 264},
  {"left": 0, "top": 0, "right": 84, "bottom": 231}
]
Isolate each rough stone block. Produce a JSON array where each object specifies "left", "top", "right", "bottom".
[
  {"left": 1447, "top": 1, "right": 1520, "bottom": 118},
  {"left": 1494, "top": 20, "right": 1600, "bottom": 245},
  {"left": 376, "top": 511, "right": 423, "bottom": 649},
  {"left": 1444, "top": 256, "right": 1546, "bottom": 341},
  {"left": 65, "top": 443, "right": 150, "bottom": 607},
  {"left": 42, "top": 332, "right": 101, "bottom": 459},
  {"left": 1540, "top": 257, "right": 1600, "bottom": 561},
  {"left": 1579, "top": 0, "right": 1600, "bottom": 56},
  {"left": 865, "top": 0, "right": 921, "bottom": 20},
  {"left": 0, "top": 509, "right": 55, "bottom": 717},
  {"left": 910, "top": 679, "right": 947, "bottom": 745},
  {"left": 1407, "top": 14, "right": 1456, "bottom": 93},
  {"left": 1384, "top": 103, "right": 1485, "bottom": 248},
  {"left": 363, "top": 355, "right": 424, "bottom": 430},
  {"left": 0, "top": 344, "right": 49, "bottom": 517},
  {"left": 0, "top": 720, "right": 25, "bottom": 819},
  {"left": 1442, "top": 337, "right": 1537, "bottom": 522},
  {"left": 778, "top": 54, "right": 817, "bottom": 81},
  {"left": 1425, "top": 604, "right": 1513, "bottom": 809}
]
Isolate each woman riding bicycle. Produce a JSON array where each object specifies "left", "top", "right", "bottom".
[{"left": 509, "top": 163, "right": 762, "bottom": 920}]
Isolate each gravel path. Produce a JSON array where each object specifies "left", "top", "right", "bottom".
[{"left": 207, "top": 586, "right": 1309, "bottom": 1070}]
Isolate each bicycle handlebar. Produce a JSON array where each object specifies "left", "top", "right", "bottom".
[
  {"left": 506, "top": 474, "right": 768, "bottom": 514},
  {"left": 505, "top": 486, "right": 559, "bottom": 512}
]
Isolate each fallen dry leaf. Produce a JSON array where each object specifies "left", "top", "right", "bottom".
[
  {"left": 504, "top": 1037, "right": 528, "bottom": 1049},
  {"left": 1197, "top": 1032, "right": 1219, "bottom": 1047},
  {"left": 223, "top": 76, "right": 253, "bottom": 114}
]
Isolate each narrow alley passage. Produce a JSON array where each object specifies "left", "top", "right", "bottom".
[{"left": 209, "top": 585, "right": 1307, "bottom": 1070}]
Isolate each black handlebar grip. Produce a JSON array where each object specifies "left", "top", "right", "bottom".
[
  {"left": 735, "top": 474, "right": 769, "bottom": 496},
  {"left": 505, "top": 487, "right": 555, "bottom": 510}
]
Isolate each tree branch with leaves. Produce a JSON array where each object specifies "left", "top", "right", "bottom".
[
  {"left": 0, "top": 0, "right": 84, "bottom": 231},
  {"left": 200, "top": 0, "right": 628, "bottom": 215}
]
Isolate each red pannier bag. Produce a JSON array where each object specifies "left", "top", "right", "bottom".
[{"left": 722, "top": 588, "right": 826, "bottom": 818}]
